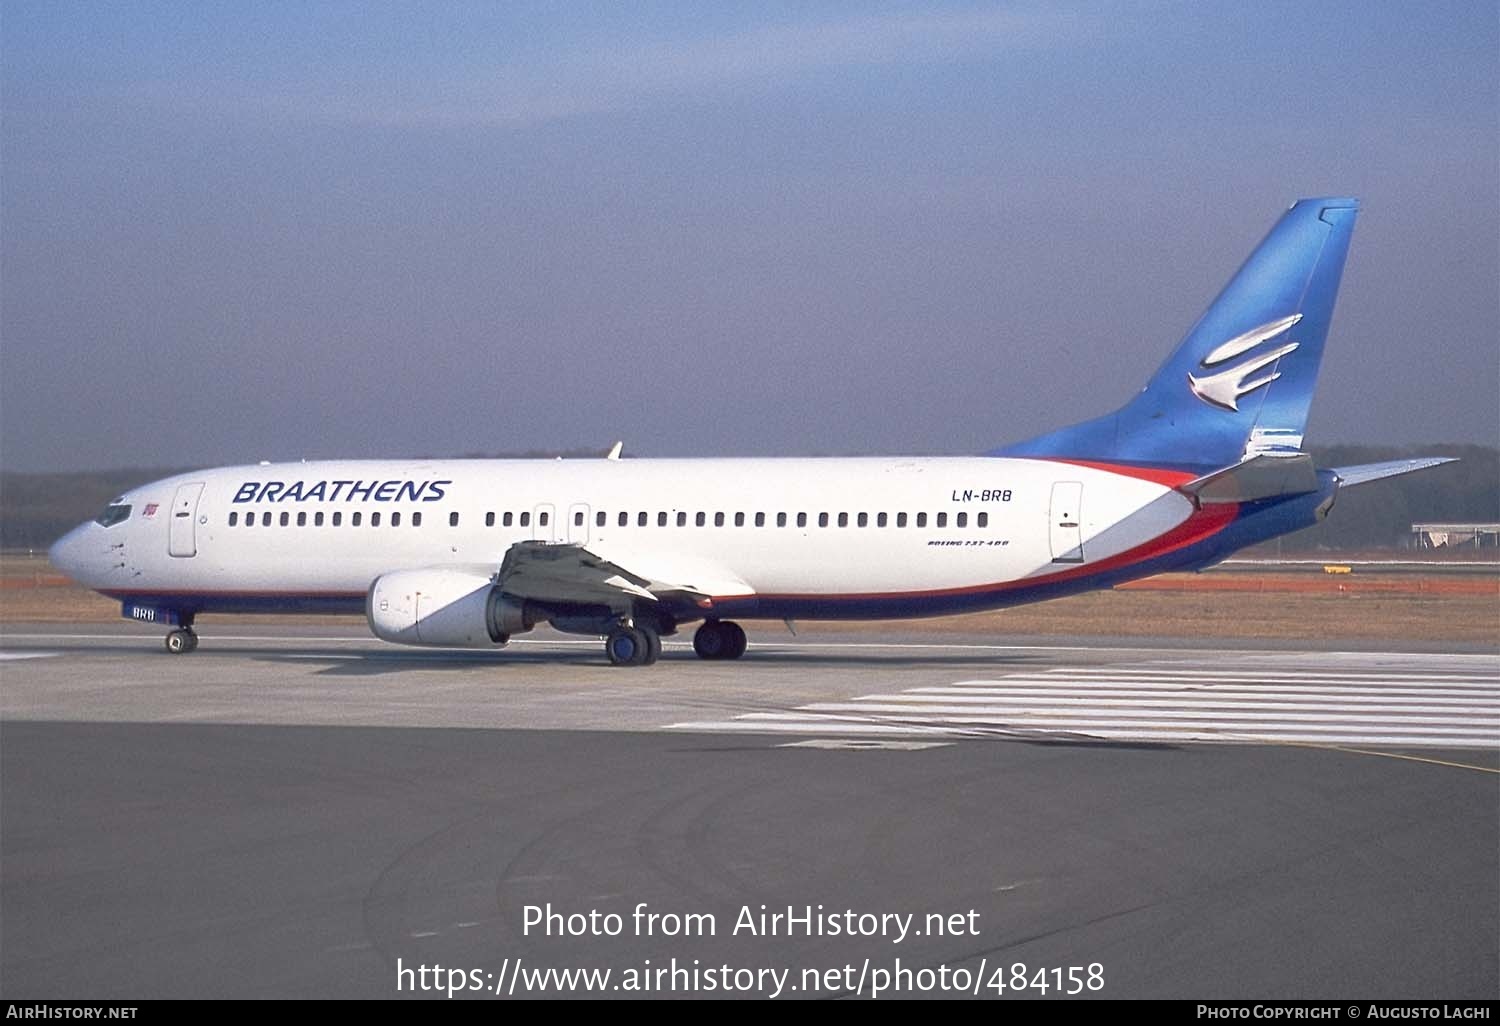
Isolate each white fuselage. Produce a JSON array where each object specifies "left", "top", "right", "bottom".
[{"left": 54, "top": 455, "right": 1201, "bottom": 622}]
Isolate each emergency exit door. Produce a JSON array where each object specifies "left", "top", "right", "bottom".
[{"left": 567, "top": 503, "right": 591, "bottom": 545}]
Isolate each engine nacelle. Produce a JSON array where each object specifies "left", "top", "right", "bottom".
[{"left": 366, "top": 568, "right": 535, "bottom": 648}]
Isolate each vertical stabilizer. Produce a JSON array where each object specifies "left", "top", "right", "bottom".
[{"left": 997, "top": 198, "right": 1359, "bottom": 469}]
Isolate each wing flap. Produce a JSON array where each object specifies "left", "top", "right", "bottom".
[{"left": 496, "top": 541, "right": 753, "bottom": 609}]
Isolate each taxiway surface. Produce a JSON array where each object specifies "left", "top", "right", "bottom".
[{"left": 2, "top": 624, "right": 1496, "bottom": 999}]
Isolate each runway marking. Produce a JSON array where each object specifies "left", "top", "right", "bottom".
[
  {"left": 777, "top": 739, "right": 952, "bottom": 751},
  {"left": 0, "top": 652, "right": 58, "bottom": 661},
  {"left": 669, "top": 661, "right": 1500, "bottom": 750},
  {"left": 1268, "top": 742, "right": 1499, "bottom": 775}
]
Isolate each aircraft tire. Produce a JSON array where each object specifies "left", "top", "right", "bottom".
[
  {"left": 164, "top": 629, "right": 197, "bottom": 654},
  {"left": 606, "top": 626, "right": 649, "bottom": 666},
  {"left": 693, "top": 621, "right": 726, "bottom": 660},
  {"left": 722, "top": 621, "right": 747, "bottom": 660}
]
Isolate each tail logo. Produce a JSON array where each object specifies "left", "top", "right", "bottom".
[{"left": 1187, "top": 314, "right": 1302, "bottom": 411}]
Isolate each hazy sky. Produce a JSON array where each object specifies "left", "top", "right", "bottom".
[{"left": 3, "top": 1, "right": 1496, "bottom": 471}]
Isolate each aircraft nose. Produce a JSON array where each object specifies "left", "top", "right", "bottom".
[{"left": 48, "top": 525, "right": 88, "bottom": 581}]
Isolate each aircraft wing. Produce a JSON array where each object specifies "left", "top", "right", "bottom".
[{"left": 496, "top": 540, "right": 754, "bottom": 611}]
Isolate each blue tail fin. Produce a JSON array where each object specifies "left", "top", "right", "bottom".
[{"left": 996, "top": 198, "right": 1359, "bottom": 470}]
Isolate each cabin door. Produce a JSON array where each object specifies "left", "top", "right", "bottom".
[
  {"left": 168, "top": 482, "right": 205, "bottom": 558},
  {"left": 1048, "top": 481, "right": 1084, "bottom": 563}
]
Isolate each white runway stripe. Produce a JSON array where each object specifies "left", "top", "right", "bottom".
[
  {"left": 840, "top": 696, "right": 1494, "bottom": 714},
  {"left": 961, "top": 676, "right": 1500, "bottom": 690},
  {"left": 667, "top": 661, "right": 1500, "bottom": 749}
]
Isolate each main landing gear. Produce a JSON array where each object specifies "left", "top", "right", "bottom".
[
  {"left": 605, "top": 623, "right": 662, "bottom": 666},
  {"left": 693, "top": 620, "right": 747, "bottom": 661},
  {"left": 602, "top": 619, "right": 747, "bottom": 665}
]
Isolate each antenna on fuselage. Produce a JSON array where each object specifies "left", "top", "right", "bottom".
[{"left": 606, "top": 441, "right": 624, "bottom": 461}]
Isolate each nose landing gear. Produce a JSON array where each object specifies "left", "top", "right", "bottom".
[{"left": 164, "top": 627, "right": 198, "bottom": 654}]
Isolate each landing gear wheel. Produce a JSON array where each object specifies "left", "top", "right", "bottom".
[
  {"left": 606, "top": 626, "right": 656, "bottom": 666},
  {"left": 693, "top": 620, "right": 747, "bottom": 660},
  {"left": 164, "top": 629, "right": 198, "bottom": 654}
]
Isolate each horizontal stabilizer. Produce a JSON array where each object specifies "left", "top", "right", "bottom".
[
  {"left": 1332, "top": 457, "right": 1456, "bottom": 488},
  {"left": 1180, "top": 453, "right": 1319, "bottom": 504}
]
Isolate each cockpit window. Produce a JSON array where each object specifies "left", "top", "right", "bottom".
[{"left": 94, "top": 503, "right": 132, "bottom": 528}]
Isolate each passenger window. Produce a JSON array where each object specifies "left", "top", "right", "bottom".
[
  {"left": 617, "top": 512, "right": 627, "bottom": 527},
  {"left": 332, "top": 512, "right": 342, "bottom": 527},
  {"left": 245, "top": 513, "right": 254, "bottom": 528},
  {"left": 838, "top": 513, "right": 848, "bottom": 527},
  {"left": 916, "top": 513, "right": 927, "bottom": 528},
  {"left": 658, "top": 512, "right": 667, "bottom": 527},
  {"left": 797, "top": 513, "right": 807, "bottom": 528},
  {"left": 877, "top": 512, "right": 887, "bottom": 527},
  {"left": 735, "top": 512, "right": 745, "bottom": 527},
  {"left": 575, "top": 511, "right": 585, "bottom": 527},
  {"left": 977, "top": 512, "right": 988, "bottom": 528},
  {"left": 638, "top": 512, "right": 648, "bottom": 527},
  {"left": 520, "top": 512, "right": 531, "bottom": 527},
  {"left": 280, "top": 512, "right": 290, "bottom": 527},
  {"left": 352, "top": 512, "right": 362, "bottom": 527},
  {"left": 391, "top": 512, "right": 401, "bottom": 527},
  {"left": 315, "top": 512, "right": 325, "bottom": 527},
  {"left": 539, "top": 512, "right": 548, "bottom": 526},
  {"left": 715, "top": 512, "right": 725, "bottom": 527},
  {"left": 696, "top": 512, "right": 706, "bottom": 527},
  {"left": 857, "top": 513, "right": 868, "bottom": 527},
  {"left": 503, "top": 512, "right": 513, "bottom": 527},
  {"left": 412, "top": 512, "right": 421, "bottom": 527},
  {"left": 371, "top": 512, "right": 381, "bottom": 527},
  {"left": 228, "top": 512, "right": 238, "bottom": 526},
  {"left": 777, "top": 513, "right": 787, "bottom": 527},
  {"left": 677, "top": 512, "right": 686, "bottom": 527},
  {"left": 936, "top": 512, "right": 947, "bottom": 528},
  {"left": 755, "top": 512, "right": 765, "bottom": 527},
  {"left": 897, "top": 512, "right": 907, "bottom": 527},
  {"left": 819, "top": 513, "right": 829, "bottom": 528},
  {"left": 450, "top": 512, "right": 460, "bottom": 527},
  {"left": 486, "top": 512, "right": 495, "bottom": 527},
  {"left": 297, "top": 511, "right": 307, "bottom": 527},
  {"left": 956, "top": 512, "right": 967, "bottom": 528}
]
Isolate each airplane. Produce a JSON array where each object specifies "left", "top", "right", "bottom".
[{"left": 48, "top": 197, "right": 1452, "bottom": 665}]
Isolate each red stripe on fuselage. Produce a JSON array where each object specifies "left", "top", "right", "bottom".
[{"left": 1047, "top": 458, "right": 1199, "bottom": 489}]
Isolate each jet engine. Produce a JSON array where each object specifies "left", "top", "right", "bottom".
[{"left": 366, "top": 568, "right": 535, "bottom": 647}]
